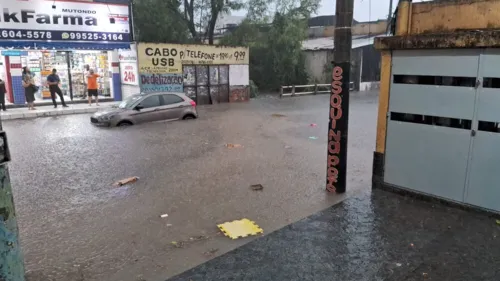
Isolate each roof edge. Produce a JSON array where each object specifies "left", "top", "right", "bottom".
[{"left": 375, "top": 30, "right": 500, "bottom": 50}]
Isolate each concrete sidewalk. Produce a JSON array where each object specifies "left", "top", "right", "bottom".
[
  {"left": 0, "top": 102, "right": 117, "bottom": 121},
  {"left": 168, "top": 189, "right": 500, "bottom": 281}
]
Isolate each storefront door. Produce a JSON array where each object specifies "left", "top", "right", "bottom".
[
  {"left": 70, "top": 51, "right": 112, "bottom": 100},
  {"left": 18, "top": 51, "right": 72, "bottom": 103},
  {"left": 0, "top": 0, "right": 132, "bottom": 105}
]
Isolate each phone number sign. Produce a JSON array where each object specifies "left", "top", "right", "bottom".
[{"left": 0, "top": 29, "right": 130, "bottom": 42}]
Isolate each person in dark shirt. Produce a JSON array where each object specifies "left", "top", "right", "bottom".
[
  {"left": 0, "top": 79, "right": 7, "bottom": 111},
  {"left": 46, "top": 69, "right": 68, "bottom": 108}
]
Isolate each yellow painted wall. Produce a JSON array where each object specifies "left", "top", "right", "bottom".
[
  {"left": 411, "top": 0, "right": 500, "bottom": 34},
  {"left": 375, "top": 51, "right": 391, "bottom": 154}
]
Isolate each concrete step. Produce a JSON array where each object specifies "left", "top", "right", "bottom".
[{"left": 0, "top": 102, "right": 118, "bottom": 121}]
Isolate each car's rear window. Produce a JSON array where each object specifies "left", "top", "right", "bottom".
[{"left": 161, "top": 94, "right": 184, "bottom": 105}]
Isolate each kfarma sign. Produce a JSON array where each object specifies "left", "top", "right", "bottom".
[
  {"left": 0, "top": 0, "right": 130, "bottom": 42},
  {"left": 0, "top": 9, "right": 98, "bottom": 26}
]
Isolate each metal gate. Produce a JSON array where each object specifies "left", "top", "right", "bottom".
[
  {"left": 464, "top": 49, "right": 500, "bottom": 212},
  {"left": 182, "top": 65, "right": 229, "bottom": 105},
  {"left": 384, "top": 49, "right": 500, "bottom": 212}
]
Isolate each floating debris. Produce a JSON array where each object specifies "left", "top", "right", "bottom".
[
  {"left": 310, "top": 123, "right": 317, "bottom": 127},
  {"left": 190, "top": 235, "right": 209, "bottom": 241},
  {"left": 496, "top": 219, "right": 500, "bottom": 225},
  {"left": 218, "top": 218, "right": 263, "bottom": 240},
  {"left": 271, "top": 114, "right": 286, "bottom": 117},
  {"left": 171, "top": 235, "right": 210, "bottom": 249},
  {"left": 203, "top": 248, "right": 219, "bottom": 257},
  {"left": 160, "top": 214, "right": 169, "bottom": 218},
  {"left": 396, "top": 263, "right": 402, "bottom": 267},
  {"left": 171, "top": 241, "right": 184, "bottom": 248},
  {"left": 250, "top": 184, "right": 264, "bottom": 191},
  {"left": 309, "top": 136, "right": 318, "bottom": 140},
  {"left": 225, "top": 143, "right": 243, "bottom": 148},
  {"left": 113, "top": 176, "right": 139, "bottom": 186}
]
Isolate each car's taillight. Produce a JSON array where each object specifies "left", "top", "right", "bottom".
[{"left": 190, "top": 100, "right": 196, "bottom": 107}]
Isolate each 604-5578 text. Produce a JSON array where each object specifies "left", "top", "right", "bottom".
[
  {"left": 0, "top": 30, "right": 52, "bottom": 39},
  {"left": 0, "top": 29, "right": 128, "bottom": 42}
]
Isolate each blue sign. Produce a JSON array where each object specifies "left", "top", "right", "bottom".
[
  {"left": 0, "top": 29, "right": 130, "bottom": 43},
  {"left": 1, "top": 50, "right": 27, "bottom": 56},
  {"left": 140, "top": 73, "right": 183, "bottom": 93}
]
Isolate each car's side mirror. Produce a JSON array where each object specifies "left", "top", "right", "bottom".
[{"left": 135, "top": 105, "right": 143, "bottom": 111}]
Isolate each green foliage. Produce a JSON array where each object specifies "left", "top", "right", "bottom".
[
  {"left": 132, "top": 0, "right": 190, "bottom": 43},
  {"left": 186, "top": 0, "right": 245, "bottom": 44},
  {"left": 218, "top": 20, "right": 263, "bottom": 47},
  {"left": 133, "top": 0, "right": 318, "bottom": 89},
  {"left": 133, "top": 0, "right": 244, "bottom": 44},
  {"left": 220, "top": 0, "right": 317, "bottom": 90},
  {"left": 250, "top": 80, "right": 259, "bottom": 98},
  {"left": 323, "top": 61, "right": 333, "bottom": 82}
]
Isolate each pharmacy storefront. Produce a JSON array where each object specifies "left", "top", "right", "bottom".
[{"left": 0, "top": 0, "right": 132, "bottom": 105}]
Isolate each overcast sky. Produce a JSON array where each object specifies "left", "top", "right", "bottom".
[
  {"left": 323, "top": 0, "right": 399, "bottom": 21},
  {"left": 233, "top": 0, "right": 430, "bottom": 22},
  {"left": 316, "top": 0, "right": 432, "bottom": 21}
]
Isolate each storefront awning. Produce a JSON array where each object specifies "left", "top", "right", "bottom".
[{"left": 0, "top": 41, "right": 131, "bottom": 51}]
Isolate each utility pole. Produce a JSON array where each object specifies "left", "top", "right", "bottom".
[
  {"left": 388, "top": 0, "right": 394, "bottom": 22},
  {"left": 326, "top": 0, "right": 354, "bottom": 194},
  {"left": 0, "top": 117, "right": 25, "bottom": 280}
]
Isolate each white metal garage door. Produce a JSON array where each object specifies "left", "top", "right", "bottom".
[{"left": 384, "top": 49, "right": 500, "bottom": 212}]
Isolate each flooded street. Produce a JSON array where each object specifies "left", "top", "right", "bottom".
[{"left": 5, "top": 93, "right": 378, "bottom": 281}]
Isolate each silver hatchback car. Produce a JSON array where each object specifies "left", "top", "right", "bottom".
[{"left": 91, "top": 92, "right": 198, "bottom": 127}]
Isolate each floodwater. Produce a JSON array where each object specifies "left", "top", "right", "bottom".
[{"left": 4, "top": 92, "right": 378, "bottom": 281}]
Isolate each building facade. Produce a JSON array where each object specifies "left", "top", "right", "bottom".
[
  {"left": 302, "top": 16, "right": 387, "bottom": 91},
  {"left": 302, "top": 35, "right": 381, "bottom": 91},
  {"left": 373, "top": 0, "right": 500, "bottom": 213},
  {"left": 0, "top": 0, "right": 133, "bottom": 105},
  {"left": 137, "top": 43, "right": 250, "bottom": 104}
]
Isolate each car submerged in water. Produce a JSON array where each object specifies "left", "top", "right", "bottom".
[{"left": 91, "top": 92, "right": 198, "bottom": 127}]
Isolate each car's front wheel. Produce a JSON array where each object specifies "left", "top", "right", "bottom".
[{"left": 117, "top": 121, "right": 133, "bottom": 127}]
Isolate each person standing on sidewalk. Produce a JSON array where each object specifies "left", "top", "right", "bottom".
[
  {"left": 47, "top": 69, "right": 68, "bottom": 108},
  {"left": 82, "top": 64, "right": 90, "bottom": 99},
  {"left": 0, "top": 78, "right": 7, "bottom": 111},
  {"left": 22, "top": 67, "right": 36, "bottom": 110},
  {"left": 87, "top": 69, "right": 100, "bottom": 106}
]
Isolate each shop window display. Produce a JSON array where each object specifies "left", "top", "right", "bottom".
[
  {"left": 71, "top": 51, "right": 111, "bottom": 99},
  {"left": 21, "top": 51, "right": 70, "bottom": 102},
  {"left": 40, "top": 52, "right": 70, "bottom": 101},
  {"left": 10, "top": 50, "right": 112, "bottom": 104}
]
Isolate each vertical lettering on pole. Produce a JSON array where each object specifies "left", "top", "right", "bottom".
[{"left": 327, "top": 66, "right": 344, "bottom": 192}]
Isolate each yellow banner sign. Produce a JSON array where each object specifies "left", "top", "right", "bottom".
[{"left": 138, "top": 43, "right": 249, "bottom": 74}]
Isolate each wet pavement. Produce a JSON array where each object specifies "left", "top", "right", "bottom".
[
  {"left": 4, "top": 92, "right": 377, "bottom": 281},
  {"left": 168, "top": 189, "right": 500, "bottom": 281}
]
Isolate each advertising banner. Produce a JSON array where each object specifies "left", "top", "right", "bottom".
[
  {"left": 138, "top": 43, "right": 249, "bottom": 74},
  {"left": 0, "top": 0, "right": 130, "bottom": 43},
  {"left": 140, "top": 73, "right": 183, "bottom": 93},
  {"left": 119, "top": 50, "right": 139, "bottom": 86}
]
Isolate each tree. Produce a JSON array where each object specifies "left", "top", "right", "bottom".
[
  {"left": 133, "top": 0, "right": 189, "bottom": 43},
  {"left": 220, "top": 0, "right": 318, "bottom": 90},
  {"left": 159, "top": 0, "right": 244, "bottom": 44},
  {"left": 218, "top": 19, "right": 264, "bottom": 46}
]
